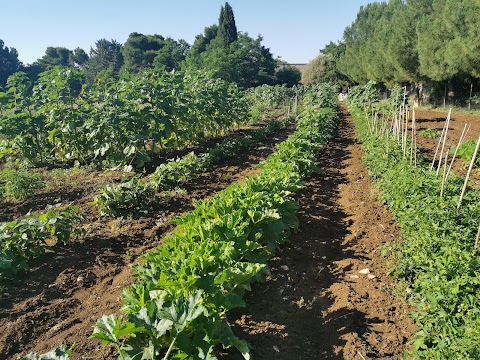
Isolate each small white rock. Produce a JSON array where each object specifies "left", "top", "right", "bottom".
[
  {"left": 349, "top": 275, "right": 360, "bottom": 279},
  {"left": 367, "top": 274, "right": 377, "bottom": 279},
  {"left": 281, "top": 265, "right": 289, "bottom": 271},
  {"left": 358, "top": 268, "right": 370, "bottom": 275},
  {"left": 273, "top": 346, "right": 280, "bottom": 353}
]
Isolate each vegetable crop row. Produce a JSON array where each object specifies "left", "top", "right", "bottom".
[
  {"left": 348, "top": 86, "right": 480, "bottom": 359},
  {"left": 0, "top": 68, "right": 248, "bottom": 169},
  {"left": 0, "top": 206, "right": 85, "bottom": 284},
  {"left": 23, "top": 84, "right": 338, "bottom": 359},
  {"left": 94, "top": 114, "right": 294, "bottom": 218}
]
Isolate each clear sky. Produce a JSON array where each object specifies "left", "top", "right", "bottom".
[{"left": 2, "top": 0, "right": 373, "bottom": 65}]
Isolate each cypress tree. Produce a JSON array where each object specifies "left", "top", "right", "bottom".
[{"left": 217, "top": 2, "right": 238, "bottom": 47}]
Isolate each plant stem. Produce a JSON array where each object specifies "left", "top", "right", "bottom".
[{"left": 163, "top": 336, "right": 177, "bottom": 360}]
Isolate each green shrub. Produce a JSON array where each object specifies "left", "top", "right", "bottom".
[{"left": 1, "top": 170, "right": 44, "bottom": 200}]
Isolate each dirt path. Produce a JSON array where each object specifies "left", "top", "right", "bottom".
[
  {"left": 227, "top": 106, "right": 416, "bottom": 359},
  {"left": 1, "top": 106, "right": 419, "bottom": 359},
  {"left": 0, "top": 124, "right": 295, "bottom": 360}
]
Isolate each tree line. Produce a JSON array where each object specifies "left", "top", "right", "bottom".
[
  {"left": 0, "top": 2, "right": 301, "bottom": 90},
  {"left": 304, "top": 0, "right": 480, "bottom": 106}
]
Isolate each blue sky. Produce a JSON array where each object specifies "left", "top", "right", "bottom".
[{"left": 2, "top": 0, "right": 373, "bottom": 65}]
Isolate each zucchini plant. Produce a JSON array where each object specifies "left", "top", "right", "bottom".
[
  {"left": 90, "top": 84, "right": 338, "bottom": 359},
  {"left": 0, "top": 206, "right": 85, "bottom": 283}
]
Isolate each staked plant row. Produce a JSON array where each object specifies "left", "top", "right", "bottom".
[{"left": 347, "top": 84, "right": 480, "bottom": 359}]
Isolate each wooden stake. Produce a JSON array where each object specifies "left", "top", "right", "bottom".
[
  {"left": 410, "top": 109, "right": 416, "bottom": 165},
  {"left": 430, "top": 116, "right": 449, "bottom": 171},
  {"left": 403, "top": 109, "right": 409, "bottom": 158},
  {"left": 413, "top": 122, "right": 417, "bottom": 167},
  {"left": 440, "top": 149, "right": 449, "bottom": 197},
  {"left": 475, "top": 220, "right": 480, "bottom": 250},
  {"left": 446, "top": 123, "right": 470, "bottom": 180},
  {"left": 436, "top": 108, "right": 452, "bottom": 176},
  {"left": 457, "top": 135, "right": 480, "bottom": 212}
]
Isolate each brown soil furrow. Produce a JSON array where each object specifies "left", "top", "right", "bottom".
[
  {"left": 0, "top": 118, "right": 282, "bottom": 223},
  {"left": 227, "top": 107, "right": 416, "bottom": 359},
  {"left": 0, "top": 123, "right": 295, "bottom": 360}
]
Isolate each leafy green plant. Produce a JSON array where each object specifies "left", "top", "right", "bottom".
[
  {"left": 94, "top": 177, "right": 157, "bottom": 218},
  {"left": 151, "top": 152, "right": 210, "bottom": 191},
  {"left": 452, "top": 139, "right": 480, "bottom": 168},
  {"left": 0, "top": 169, "right": 45, "bottom": 200},
  {"left": 419, "top": 128, "right": 441, "bottom": 139},
  {"left": 0, "top": 68, "right": 250, "bottom": 168},
  {"left": 22, "top": 345, "right": 74, "bottom": 360},
  {"left": 0, "top": 206, "right": 85, "bottom": 282},
  {"left": 346, "top": 81, "right": 378, "bottom": 109},
  {"left": 348, "top": 88, "right": 480, "bottom": 359},
  {"left": 97, "top": 114, "right": 294, "bottom": 219},
  {"left": 90, "top": 85, "right": 338, "bottom": 359}
]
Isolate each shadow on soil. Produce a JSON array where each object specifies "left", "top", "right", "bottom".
[
  {"left": 224, "top": 112, "right": 375, "bottom": 359},
  {"left": 0, "top": 124, "right": 296, "bottom": 359}
]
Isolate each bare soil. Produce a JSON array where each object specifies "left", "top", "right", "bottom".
[
  {"left": 225, "top": 106, "right": 417, "bottom": 359},
  {"left": 0, "top": 107, "right": 421, "bottom": 359},
  {"left": 414, "top": 108, "right": 480, "bottom": 184},
  {"left": 0, "top": 122, "right": 295, "bottom": 360}
]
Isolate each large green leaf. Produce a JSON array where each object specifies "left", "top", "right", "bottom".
[
  {"left": 21, "top": 345, "right": 73, "bottom": 360},
  {"left": 160, "top": 290, "right": 207, "bottom": 332},
  {"left": 90, "top": 314, "right": 143, "bottom": 346}
]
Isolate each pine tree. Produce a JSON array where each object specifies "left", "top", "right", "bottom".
[{"left": 217, "top": 2, "right": 238, "bottom": 47}]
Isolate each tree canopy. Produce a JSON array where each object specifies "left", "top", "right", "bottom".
[
  {"left": 84, "top": 39, "right": 124, "bottom": 83},
  {"left": 3, "top": 1, "right": 298, "bottom": 90},
  {"left": 336, "top": 0, "right": 480, "bottom": 102},
  {"left": 303, "top": 42, "right": 349, "bottom": 88},
  {"left": 276, "top": 64, "right": 301, "bottom": 88},
  {"left": 0, "top": 39, "right": 21, "bottom": 87},
  {"left": 186, "top": 2, "right": 290, "bottom": 88},
  {"left": 189, "top": 25, "right": 219, "bottom": 56},
  {"left": 36, "top": 46, "right": 89, "bottom": 71},
  {"left": 217, "top": 2, "right": 238, "bottom": 47},
  {"left": 122, "top": 33, "right": 188, "bottom": 73}
]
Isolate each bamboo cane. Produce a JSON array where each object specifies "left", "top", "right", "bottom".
[
  {"left": 475, "top": 220, "right": 480, "bottom": 250},
  {"left": 436, "top": 108, "right": 452, "bottom": 176},
  {"left": 403, "top": 109, "right": 409, "bottom": 158},
  {"left": 457, "top": 135, "right": 480, "bottom": 212},
  {"left": 446, "top": 123, "right": 470, "bottom": 180},
  {"left": 410, "top": 109, "right": 416, "bottom": 165},
  {"left": 430, "top": 117, "right": 449, "bottom": 171},
  {"left": 413, "top": 122, "right": 417, "bottom": 167},
  {"left": 440, "top": 150, "right": 449, "bottom": 197}
]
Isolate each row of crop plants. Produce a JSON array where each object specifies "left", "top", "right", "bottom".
[
  {"left": 347, "top": 84, "right": 480, "bottom": 359},
  {"left": 0, "top": 85, "right": 289, "bottom": 278},
  {"left": 94, "top": 114, "right": 294, "bottom": 218},
  {"left": 0, "top": 116, "right": 292, "bottom": 285},
  {"left": 0, "top": 68, "right": 249, "bottom": 169},
  {"left": 91, "top": 84, "right": 305, "bottom": 218},
  {"left": 23, "top": 84, "right": 339, "bottom": 359},
  {"left": 0, "top": 85, "right": 298, "bottom": 286}
]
